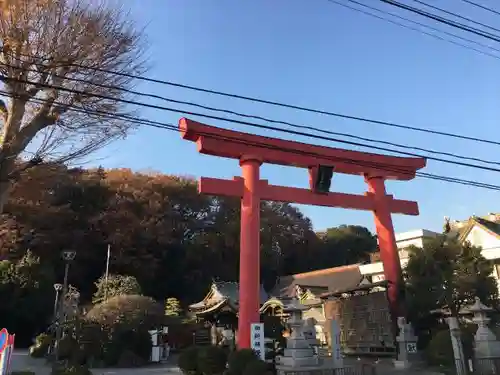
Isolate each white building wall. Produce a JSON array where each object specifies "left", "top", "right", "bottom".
[
  {"left": 463, "top": 226, "right": 500, "bottom": 292},
  {"left": 465, "top": 226, "right": 500, "bottom": 254},
  {"left": 360, "top": 227, "right": 500, "bottom": 289}
]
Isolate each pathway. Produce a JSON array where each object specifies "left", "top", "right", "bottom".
[{"left": 10, "top": 350, "right": 181, "bottom": 375}]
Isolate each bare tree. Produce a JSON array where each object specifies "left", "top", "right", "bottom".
[{"left": 0, "top": 0, "right": 147, "bottom": 212}]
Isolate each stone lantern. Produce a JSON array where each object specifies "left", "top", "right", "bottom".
[{"left": 276, "top": 298, "right": 320, "bottom": 373}]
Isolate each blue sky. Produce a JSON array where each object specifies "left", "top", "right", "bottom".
[{"left": 92, "top": 0, "right": 500, "bottom": 234}]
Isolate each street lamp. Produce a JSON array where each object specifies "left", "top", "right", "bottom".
[
  {"left": 53, "top": 284, "right": 63, "bottom": 321},
  {"left": 54, "top": 250, "right": 76, "bottom": 362}
]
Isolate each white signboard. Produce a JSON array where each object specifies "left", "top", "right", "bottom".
[{"left": 250, "top": 323, "right": 265, "bottom": 360}]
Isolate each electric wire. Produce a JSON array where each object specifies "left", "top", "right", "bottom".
[
  {"left": 335, "top": 0, "right": 500, "bottom": 56},
  {"left": 2, "top": 61, "right": 499, "bottom": 167},
  {"left": 460, "top": 0, "right": 500, "bottom": 17},
  {"left": 4, "top": 74, "right": 500, "bottom": 176},
  {"left": 381, "top": 0, "right": 500, "bottom": 42},
  {"left": 3, "top": 88, "right": 500, "bottom": 191},
  {"left": 4, "top": 76, "right": 500, "bottom": 177},
  {"left": 411, "top": 0, "right": 500, "bottom": 34},
  {"left": 6, "top": 51, "right": 500, "bottom": 147}
]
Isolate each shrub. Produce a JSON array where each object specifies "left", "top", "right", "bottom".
[
  {"left": 11, "top": 372, "right": 36, "bottom": 375},
  {"left": 116, "top": 350, "right": 148, "bottom": 368},
  {"left": 29, "top": 332, "right": 52, "bottom": 358},
  {"left": 114, "top": 329, "right": 152, "bottom": 363},
  {"left": 242, "top": 360, "right": 271, "bottom": 375},
  {"left": 178, "top": 346, "right": 201, "bottom": 375},
  {"left": 85, "top": 294, "right": 163, "bottom": 331},
  {"left": 83, "top": 295, "right": 161, "bottom": 367},
  {"left": 58, "top": 335, "right": 78, "bottom": 361},
  {"left": 50, "top": 365, "right": 92, "bottom": 375},
  {"left": 75, "top": 320, "right": 107, "bottom": 365},
  {"left": 227, "top": 349, "right": 258, "bottom": 375},
  {"left": 425, "top": 327, "right": 475, "bottom": 368},
  {"left": 197, "top": 346, "right": 227, "bottom": 375}
]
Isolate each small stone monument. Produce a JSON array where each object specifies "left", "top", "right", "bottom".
[
  {"left": 276, "top": 298, "right": 320, "bottom": 373},
  {"left": 394, "top": 317, "right": 421, "bottom": 370},
  {"left": 466, "top": 298, "right": 500, "bottom": 374}
]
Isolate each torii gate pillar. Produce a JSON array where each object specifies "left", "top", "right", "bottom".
[
  {"left": 366, "top": 175, "right": 404, "bottom": 320},
  {"left": 238, "top": 156, "right": 262, "bottom": 347},
  {"left": 179, "top": 118, "right": 426, "bottom": 349}
]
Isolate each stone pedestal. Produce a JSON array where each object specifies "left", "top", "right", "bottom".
[
  {"left": 393, "top": 317, "right": 422, "bottom": 370},
  {"left": 276, "top": 299, "right": 321, "bottom": 374}
]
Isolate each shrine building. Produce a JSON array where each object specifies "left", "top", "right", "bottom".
[{"left": 189, "top": 265, "right": 394, "bottom": 355}]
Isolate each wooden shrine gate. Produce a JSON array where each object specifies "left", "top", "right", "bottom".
[{"left": 179, "top": 118, "right": 426, "bottom": 349}]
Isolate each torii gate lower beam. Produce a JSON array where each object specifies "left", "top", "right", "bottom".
[{"left": 179, "top": 118, "right": 426, "bottom": 349}]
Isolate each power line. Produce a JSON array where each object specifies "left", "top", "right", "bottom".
[
  {"left": 460, "top": 0, "right": 500, "bottom": 17},
  {"left": 381, "top": 0, "right": 500, "bottom": 43},
  {"left": 3, "top": 61, "right": 500, "bottom": 167},
  {"left": 411, "top": 0, "right": 500, "bottom": 34},
  {"left": 4, "top": 88, "right": 500, "bottom": 192},
  {"left": 4, "top": 74, "right": 500, "bottom": 175},
  {"left": 8, "top": 52, "right": 500, "bottom": 147},
  {"left": 337, "top": 0, "right": 500, "bottom": 55}
]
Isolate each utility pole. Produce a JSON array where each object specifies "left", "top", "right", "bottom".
[{"left": 103, "top": 244, "right": 111, "bottom": 301}]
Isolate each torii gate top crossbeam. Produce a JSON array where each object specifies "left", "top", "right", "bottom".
[{"left": 179, "top": 118, "right": 426, "bottom": 180}]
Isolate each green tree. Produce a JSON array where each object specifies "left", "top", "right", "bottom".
[
  {"left": 405, "top": 236, "right": 498, "bottom": 320},
  {"left": 322, "top": 225, "right": 377, "bottom": 264},
  {"left": 0, "top": 250, "right": 55, "bottom": 346},
  {"left": 93, "top": 274, "right": 142, "bottom": 304},
  {"left": 164, "top": 297, "right": 182, "bottom": 317},
  {"left": 300, "top": 225, "right": 377, "bottom": 272}
]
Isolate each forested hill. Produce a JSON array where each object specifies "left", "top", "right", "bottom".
[{"left": 0, "top": 164, "right": 377, "bottom": 304}]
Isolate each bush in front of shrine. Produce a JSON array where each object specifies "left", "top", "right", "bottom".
[
  {"left": 197, "top": 346, "right": 228, "bottom": 375},
  {"left": 178, "top": 345, "right": 227, "bottom": 375},
  {"left": 242, "top": 360, "right": 272, "bottom": 375},
  {"left": 100, "top": 327, "right": 153, "bottom": 367},
  {"left": 226, "top": 349, "right": 259, "bottom": 375},
  {"left": 50, "top": 364, "right": 93, "bottom": 375},
  {"left": 178, "top": 346, "right": 271, "bottom": 375},
  {"left": 178, "top": 346, "right": 202, "bottom": 375}
]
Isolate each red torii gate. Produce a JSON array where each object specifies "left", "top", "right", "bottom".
[{"left": 179, "top": 117, "right": 426, "bottom": 349}]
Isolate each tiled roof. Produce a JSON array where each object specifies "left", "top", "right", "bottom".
[
  {"left": 474, "top": 217, "right": 500, "bottom": 237},
  {"left": 270, "top": 264, "right": 363, "bottom": 298},
  {"left": 213, "top": 281, "right": 269, "bottom": 305},
  {"left": 189, "top": 281, "right": 269, "bottom": 311},
  {"left": 458, "top": 215, "right": 500, "bottom": 242}
]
